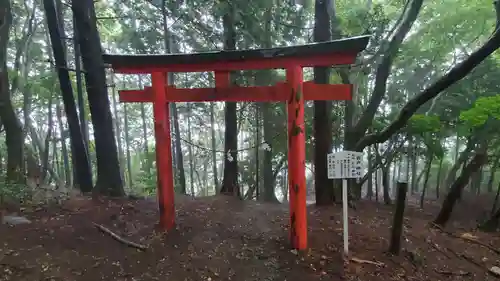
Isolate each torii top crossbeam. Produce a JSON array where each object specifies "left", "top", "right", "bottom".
[
  {"left": 102, "top": 35, "right": 370, "bottom": 251},
  {"left": 103, "top": 35, "right": 370, "bottom": 73}
]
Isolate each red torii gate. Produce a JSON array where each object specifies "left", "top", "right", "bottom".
[{"left": 103, "top": 35, "right": 369, "bottom": 250}]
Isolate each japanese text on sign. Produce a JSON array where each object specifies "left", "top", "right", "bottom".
[{"left": 327, "top": 151, "right": 363, "bottom": 179}]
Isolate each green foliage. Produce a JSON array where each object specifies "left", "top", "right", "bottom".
[
  {"left": 134, "top": 170, "right": 157, "bottom": 195},
  {"left": 407, "top": 114, "right": 441, "bottom": 135},
  {"left": 459, "top": 95, "right": 500, "bottom": 127},
  {"left": 0, "top": 180, "right": 31, "bottom": 204}
]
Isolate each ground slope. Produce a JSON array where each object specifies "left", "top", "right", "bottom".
[{"left": 1, "top": 195, "right": 499, "bottom": 280}]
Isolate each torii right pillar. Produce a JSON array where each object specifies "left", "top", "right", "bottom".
[{"left": 286, "top": 66, "right": 307, "bottom": 250}]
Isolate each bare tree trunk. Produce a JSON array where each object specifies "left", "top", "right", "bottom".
[
  {"left": 41, "top": 92, "right": 54, "bottom": 182},
  {"left": 210, "top": 102, "right": 218, "bottom": 193},
  {"left": 138, "top": 77, "right": 150, "bottom": 175},
  {"left": 56, "top": 103, "right": 71, "bottom": 186},
  {"left": 254, "top": 103, "right": 260, "bottom": 200},
  {"left": 490, "top": 181, "right": 500, "bottom": 216},
  {"left": 161, "top": 0, "right": 185, "bottom": 194},
  {"left": 486, "top": 157, "right": 500, "bottom": 193},
  {"left": 72, "top": 0, "right": 124, "bottom": 196},
  {"left": 111, "top": 76, "right": 125, "bottom": 182},
  {"left": 367, "top": 146, "right": 373, "bottom": 199},
  {"left": 72, "top": 11, "right": 90, "bottom": 160},
  {"left": 45, "top": 0, "right": 93, "bottom": 192},
  {"left": 434, "top": 150, "right": 487, "bottom": 227},
  {"left": 123, "top": 104, "right": 132, "bottom": 187},
  {"left": 187, "top": 104, "right": 195, "bottom": 196},
  {"left": 408, "top": 136, "right": 416, "bottom": 193},
  {"left": 52, "top": 135, "right": 61, "bottom": 178},
  {"left": 172, "top": 103, "right": 186, "bottom": 193},
  {"left": 436, "top": 156, "right": 444, "bottom": 198},
  {"left": 313, "top": 0, "right": 334, "bottom": 205},
  {"left": 419, "top": 155, "right": 433, "bottom": 209},
  {"left": 0, "top": 0, "right": 24, "bottom": 183},
  {"left": 472, "top": 167, "right": 483, "bottom": 195},
  {"left": 220, "top": 3, "right": 239, "bottom": 197},
  {"left": 444, "top": 137, "right": 474, "bottom": 189}
]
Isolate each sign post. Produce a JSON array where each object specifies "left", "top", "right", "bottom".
[{"left": 327, "top": 151, "right": 363, "bottom": 256}]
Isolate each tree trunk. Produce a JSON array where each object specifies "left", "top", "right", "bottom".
[
  {"left": 44, "top": 0, "right": 94, "bottom": 192},
  {"left": 444, "top": 137, "right": 474, "bottom": 189},
  {"left": 52, "top": 135, "right": 61, "bottom": 178},
  {"left": 487, "top": 157, "right": 500, "bottom": 193},
  {"left": 171, "top": 103, "right": 186, "bottom": 193},
  {"left": 123, "top": 104, "right": 132, "bottom": 187},
  {"left": 187, "top": 104, "right": 195, "bottom": 196},
  {"left": 111, "top": 76, "right": 125, "bottom": 182},
  {"left": 313, "top": 0, "right": 334, "bottom": 205},
  {"left": 41, "top": 92, "right": 54, "bottom": 182},
  {"left": 434, "top": 150, "right": 487, "bottom": 226},
  {"left": 436, "top": 156, "right": 444, "bottom": 198},
  {"left": 254, "top": 103, "right": 260, "bottom": 200},
  {"left": 73, "top": 12, "right": 90, "bottom": 160},
  {"left": 419, "top": 155, "right": 433, "bottom": 209},
  {"left": 220, "top": 4, "right": 239, "bottom": 197},
  {"left": 72, "top": 0, "right": 124, "bottom": 196},
  {"left": 138, "top": 77, "right": 151, "bottom": 175},
  {"left": 392, "top": 159, "right": 398, "bottom": 196},
  {"left": 481, "top": 177, "right": 500, "bottom": 231},
  {"left": 0, "top": 0, "right": 24, "bottom": 183},
  {"left": 21, "top": 4, "right": 36, "bottom": 159},
  {"left": 367, "top": 146, "right": 373, "bottom": 199},
  {"left": 490, "top": 181, "right": 500, "bottom": 216},
  {"left": 210, "top": 102, "right": 218, "bottom": 193},
  {"left": 472, "top": 167, "right": 483, "bottom": 195},
  {"left": 262, "top": 103, "right": 278, "bottom": 202},
  {"left": 382, "top": 164, "right": 391, "bottom": 205},
  {"left": 161, "top": 1, "right": 185, "bottom": 194},
  {"left": 409, "top": 136, "right": 417, "bottom": 193},
  {"left": 56, "top": 103, "right": 71, "bottom": 186}
]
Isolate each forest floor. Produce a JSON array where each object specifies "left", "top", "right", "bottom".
[{"left": 1, "top": 193, "right": 500, "bottom": 281}]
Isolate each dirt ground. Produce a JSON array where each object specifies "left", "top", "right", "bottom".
[{"left": 1, "top": 193, "right": 500, "bottom": 281}]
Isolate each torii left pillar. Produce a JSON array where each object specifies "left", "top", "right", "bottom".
[
  {"left": 151, "top": 72, "right": 175, "bottom": 230},
  {"left": 286, "top": 66, "right": 307, "bottom": 250}
]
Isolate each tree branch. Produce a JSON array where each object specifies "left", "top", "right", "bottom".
[
  {"left": 356, "top": 1, "right": 500, "bottom": 150},
  {"left": 352, "top": 0, "right": 424, "bottom": 137}
]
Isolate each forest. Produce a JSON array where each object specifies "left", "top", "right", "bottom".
[{"left": 1, "top": 0, "right": 500, "bottom": 280}]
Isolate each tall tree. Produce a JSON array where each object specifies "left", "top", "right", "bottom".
[
  {"left": 220, "top": 2, "right": 239, "bottom": 196},
  {"left": 43, "top": 0, "right": 93, "bottom": 193},
  {"left": 72, "top": 0, "right": 124, "bottom": 196},
  {"left": 313, "top": 0, "right": 334, "bottom": 205},
  {"left": 73, "top": 12, "right": 90, "bottom": 155},
  {"left": 161, "top": 0, "right": 186, "bottom": 194},
  {"left": 0, "top": 0, "right": 24, "bottom": 182},
  {"left": 261, "top": 3, "right": 279, "bottom": 203}
]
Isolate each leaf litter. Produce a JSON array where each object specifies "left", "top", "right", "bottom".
[{"left": 1, "top": 193, "right": 500, "bottom": 280}]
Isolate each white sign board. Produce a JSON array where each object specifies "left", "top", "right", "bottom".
[
  {"left": 326, "top": 150, "right": 363, "bottom": 258},
  {"left": 327, "top": 151, "right": 363, "bottom": 179}
]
